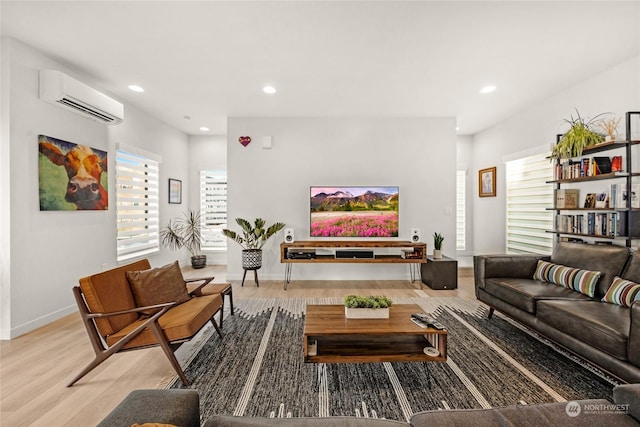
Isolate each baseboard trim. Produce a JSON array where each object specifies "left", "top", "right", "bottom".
[{"left": 10, "top": 304, "right": 77, "bottom": 339}]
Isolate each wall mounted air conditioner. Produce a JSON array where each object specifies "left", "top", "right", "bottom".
[{"left": 39, "top": 70, "right": 124, "bottom": 125}]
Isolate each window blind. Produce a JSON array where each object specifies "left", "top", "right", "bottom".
[
  {"left": 200, "top": 171, "right": 227, "bottom": 249},
  {"left": 456, "top": 170, "right": 466, "bottom": 250},
  {"left": 116, "top": 150, "right": 159, "bottom": 260},
  {"left": 506, "top": 152, "right": 554, "bottom": 255}
]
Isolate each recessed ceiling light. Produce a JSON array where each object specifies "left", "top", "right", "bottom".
[
  {"left": 200, "top": 127, "right": 210, "bottom": 132},
  {"left": 128, "top": 84, "right": 144, "bottom": 93},
  {"left": 263, "top": 86, "right": 276, "bottom": 94},
  {"left": 480, "top": 85, "right": 496, "bottom": 94}
]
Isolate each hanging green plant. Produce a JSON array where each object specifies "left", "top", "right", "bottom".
[{"left": 551, "top": 110, "right": 606, "bottom": 159}]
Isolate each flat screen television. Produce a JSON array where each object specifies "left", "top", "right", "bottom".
[{"left": 310, "top": 186, "right": 399, "bottom": 237}]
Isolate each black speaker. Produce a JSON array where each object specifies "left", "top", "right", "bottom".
[
  {"left": 335, "top": 250, "right": 375, "bottom": 259},
  {"left": 410, "top": 228, "right": 421, "bottom": 242},
  {"left": 284, "top": 228, "right": 295, "bottom": 243}
]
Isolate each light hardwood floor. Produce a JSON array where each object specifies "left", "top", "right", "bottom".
[{"left": 0, "top": 266, "right": 475, "bottom": 426}]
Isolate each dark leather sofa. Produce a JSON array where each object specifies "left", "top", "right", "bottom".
[{"left": 474, "top": 242, "right": 640, "bottom": 383}]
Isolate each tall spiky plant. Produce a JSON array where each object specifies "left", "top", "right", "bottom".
[
  {"left": 433, "top": 232, "right": 444, "bottom": 250},
  {"left": 160, "top": 210, "right": 202, "bottom": 256}
]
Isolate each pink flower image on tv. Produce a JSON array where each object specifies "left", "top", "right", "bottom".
[
  {"left": 311, "top": 213, "right": 399, "bottom": 237},
  {"left": 310, "top": 186, "right": 399, "bottom": 238}
]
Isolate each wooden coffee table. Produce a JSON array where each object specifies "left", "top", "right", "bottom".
[{"left": 303, "top": 304, "right": 447, "bottom": 363}]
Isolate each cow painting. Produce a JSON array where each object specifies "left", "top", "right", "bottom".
[{"left": 38, "top": 135, "right": 108, "bottom": 211}]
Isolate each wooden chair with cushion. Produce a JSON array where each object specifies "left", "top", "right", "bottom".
[
  {"left": 198, "top": 282, "right": 234, "bottom": 328},
  {"left": 68, "top": 259, "right": 224, "bottom": 387}
]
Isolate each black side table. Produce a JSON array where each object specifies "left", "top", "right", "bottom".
[{"left": 421, "top": 255, "right": 458, "bottom": 290}]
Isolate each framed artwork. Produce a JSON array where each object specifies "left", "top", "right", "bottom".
[
  {"left": 479, "top": 166, "right": 496, "bottom": 197},
  {"left": 168, "top": 178, "right": 182, "bottom": 204},
  {"left": 38, "top": 135, "right": 108, "bottom": 211}
]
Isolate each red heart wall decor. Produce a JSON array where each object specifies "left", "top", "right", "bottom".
[{"left": 239, "top": 136, "right": 252, "bottom": 147}]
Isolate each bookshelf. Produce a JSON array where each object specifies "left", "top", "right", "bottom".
[{"left": 547, "top": 111, "right": 640, "bottom": 246}]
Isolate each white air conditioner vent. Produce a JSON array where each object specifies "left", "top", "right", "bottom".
[{"left": 39, "top": 70, "right": 124, "bottom": 125}]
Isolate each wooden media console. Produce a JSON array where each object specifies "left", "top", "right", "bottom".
[{"left": 280, "top": 240, "right": 426, "bottom": 289}]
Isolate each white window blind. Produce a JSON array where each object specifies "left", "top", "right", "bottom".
[
  {"left": 456, "top": 170, "right": 466, "bottom": 250},
  {"left": 200, "top": 171, "right": 227, "bottom": 249},
  {"left": 116, "top": 150, "right": 159, "bottom": 261},
  {"left": 506, "top": 152, "right": 554, "bottom": 255}
]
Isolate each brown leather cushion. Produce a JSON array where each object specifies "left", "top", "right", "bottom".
[
  {"left": 205, "top": 283, "right": 232, "bottom": 295},
  {"left": 107, "top": 294, "right": 222, "bottom": 348},
  {"left": 126, "top": 261, "right": 190, "bottom": 314},
  {"left": 79, "top": 259, "right": 150, "bottom": 336}
]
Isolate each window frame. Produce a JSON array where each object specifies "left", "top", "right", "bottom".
[{"left": 115, "top": 147, "right": 161, "bottom": 261}]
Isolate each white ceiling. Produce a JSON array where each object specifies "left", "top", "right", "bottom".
[{"left": 2, "top": 1, "right": 639, "bottom": 136}]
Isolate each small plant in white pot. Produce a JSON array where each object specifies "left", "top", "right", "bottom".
[
  {"left": 222, "top": 218, "right": 285, "bottom": 270},
  {"left": 344, "top": 295, "right": 393, "bottom": 319},
  {"left": 433, "top": 232, "right": 444, "bottom": 259}
]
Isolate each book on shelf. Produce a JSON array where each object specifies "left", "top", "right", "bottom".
[
  {"left": 595, "top": 192, "right": 609, "bottom": 208},
  {"left": 584, "top": 193, "right": 596, "bottom": 208},
  {"left": 553, "top": 156, "right": 623, "bottom": 180},
  {"left": 593, "top": 157, "right": 612, "bottom": 174},
  {"left": 611, "top": 156, "right": 623, "bottom": 172},
  {"left": 610, "top": 183, "right": 640, "bottom": 209},
  {"left": 555, "top": 189, "right": 579, "bottom": 208},
  {"left": 558, "top": 211, "right": 640, "bottom": 237}
]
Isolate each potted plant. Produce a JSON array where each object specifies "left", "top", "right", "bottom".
[
  {"left": 222, "top": 218, "right": 285, "bottom": 270},
  {"left": 160, "top": 209, "right": 207, "bottom": 269},
  {"left": 551, "top": 110, "right": 605, "bottom": 159},
  {"left": 433, "top": 232, "right": 444, "bottom": 259},
  {"left": 599, "top": 116, "right": 622, "bottom": 142},
  {"left": 343, "top": 295, "right": 393, "bottom": 319}
]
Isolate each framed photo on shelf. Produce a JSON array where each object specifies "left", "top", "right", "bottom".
[
  {"left": 479, "top": 166, "right": 496, "bottom": 197},
  {"left": 168, "top": 178, "right": 182, "bottom": 204},
  {"left": 584, "top": 193, "right": 596, "bottom": 208}
]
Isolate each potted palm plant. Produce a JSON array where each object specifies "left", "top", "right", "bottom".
[
  {"left": 160, "top": 209, "right": 207, "bottom": 269},
  {"left": 222, "top": 218, "right": 285, "bottom": 270}
]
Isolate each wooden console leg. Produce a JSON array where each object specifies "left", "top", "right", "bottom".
[{"left": 487, "top": 307, "right": 494, "bottom": 319}]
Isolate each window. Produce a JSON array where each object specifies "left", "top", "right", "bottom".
[
  {"left": 456, "top": 170, "right": 466, "bottom": 250},
  {"left": 116, "top": 150, "right": 160, "bottom": 261},
  {"left": 505, "top": 152, "right": 554, "bottom": 255},
  {"left": 200, "top": 171, "right": 227, "bottom": 249}
]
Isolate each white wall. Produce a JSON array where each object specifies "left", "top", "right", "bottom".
[
  {"left": 226, "top": 117, "right": 457, "bottom": 281},
  {"left": 456, "top": 135, "right": 474, "bottom": 258},
  {"left": 188, "top": 134, "right": 228, "bottom": 265},
  {"left": 471, "top": 55, "right": 640, "bottom": 255},
  {"left": 1, "top": 38, "right": 191, "bottom": 338}
]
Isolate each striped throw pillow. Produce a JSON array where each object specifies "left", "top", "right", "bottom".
[
  {"left": 602, "top": 276, "right": 640, "bottom": 307},
  {"left": 533, "top": 260, "right": 601, "bottom": 297},
  {"left": 533, "top": 260, "right": 555, "bottom": 282}
]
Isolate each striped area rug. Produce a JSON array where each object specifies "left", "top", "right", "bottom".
[{"left": 168, "top": 297, "right": 617, "bottom": 423}]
